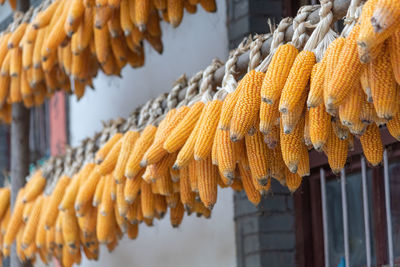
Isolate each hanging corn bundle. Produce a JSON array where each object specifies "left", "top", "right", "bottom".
[{"left": 1, "top": 0, "right": 400, "bottom": 265}]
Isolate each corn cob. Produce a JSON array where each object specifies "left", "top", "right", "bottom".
[
  {"left": 22, "top": 171, "right": 45, "bottom": 203},
  {"left": 154, "top": 0, "right": 167, "bottom": 10},
  {"left": 259, "top": 100, "right": 280, "bottom": 135},
  {"left": 184, "top": 0, "right": 197, "bottom": 13},
  {"left": 164, "top": 101, "right": 205, "bottom": 153},
  {"left": 279, "top": 50, "right": 315, "bottom": 114},
  {"left": 360, "top": 123, "right": 383, "bottom": 166},
  {"left": 3, "top": 190, "right": 24, "bottom": 249},
  {"left": 115, "top": 182, "right": 128, "bottom": 217},
  {"left": 168, "top": 0, "right": 184, "bottom": 27},
  {"left": 280, "top": 115, "right": 306, "bottom": 174},
  {"left": 324, "top": 124, "right": 349, "bottom": 174},
  {"left": 94, "top": 22, "right": 111, "bottom": 65},
  {"left": 170, "top": 200, "right": 184, "bottom": 227},
  {"left": 309, "top": 104, "right": 331, "bottom": 151},
  {"left": 218, "top": 82, "right": 244, "bottom": 130},
  {"left": 97, "top": 139, "right": 123, "bottom": 175},
  {"left": 0, "top": 188, "right": 10, "bottom": 221},
  {"left": 113, "top": 131, "right": 140, "bottom": 184},
  {"left": 135, "top": 0, "right": 152, "bottom": 31},
  {"left": 126, "top": 222, "right": 139, "bottom": 240},
  {"left": 360, "top": 64, "right": 372, "bottom": 102},
  {"left": 285, "top": 169, "right": 302, "bottom": 192},
  {"left": 141, "top": 180, "right": 155, "bottom": 219},
  {"left": 95, "top": 133, "right": 123, "bottom": 163},
  {"left": 387, "top": 110, "right": 400, "bottom": 140},
  {"left": 307, "top": 61, "right": 326, "bottom": 108},
  {"left": 21, "top": 196, "right": 43, "bottom": 248},
  {"left": 9, "top": 48, "right": 22, "bottom": 78},
  {"left": 178, "top": 166, "right": 195, "bottom": 209},
  {"left": 369, "top": 43, "right": 399, "bottom": 120},
  {"left": 200, "top": 0, "right": 216, "bottom": 12},
  {"left": 196, "top": 157, "right": 218, "bottom": 209},
  {"left": 100, "top": 174, "right": 114, "bottom": 216},
  {"left": 92, "top": 175, "right": 106, "bottom": 207},
  {"left": 96, "top": 207, "right": 115, "bottom": 244},
  {"left": 22, "top": 200, "right": 34, "bottom": 223},
  {"left": 142, "top": 107, "right": 189, "bottom": 166},
  {"left": 387, "top": 30, "right": 400, "bottom": 84},
  {"left": 230, "top": 70, "right": 265, "bottom": 141},
  {"left": 281, "top": 87, "right": 307, "bottom": 134},
  {"left": 125, "top": 171, "right": 143, "bottom": 204},
  {"left": 75, "top": 166, "right": 102, "bottom": 210},
  {"left": 371, "top": 0, "right": 400, "bottom": 40},
  {"left": 238, "top": 157, "right": 261, "bottom": 205},
  {"left": 62, "top": 208, "right": 79, "bottom": 249},
  {"left": 339, "top": 81, "right": 363, "bottom": 128},
  {"left": 156, "top": 170, "right": 174, "bottom": 196},
  {"left": 8, "top": 23, "right": 28, "bottom": 49},
  {"left": 33, "top": 1, "right": 61, "bottom": 29},
  {"left": 304, "top": 109, "right": 312, "bottom": 147},
  {"left": 216, "top": 129, "right": 236, "bottom": 180},
  {"left": 245, "top": 130, "right": 271, "bottom": 184}
]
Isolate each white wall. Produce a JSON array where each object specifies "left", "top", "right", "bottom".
[{"left": 69, "top": 2, "right": 236, "bottom": 267}]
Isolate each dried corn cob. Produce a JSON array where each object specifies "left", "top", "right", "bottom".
[
  {"left": 307, "top": 61, "right": 326, "bottom": 108},
  {"left": 168, "top": 0, "right": 184, "bottom": 27},
  {"left": 324, "top": 124, "right": 349, "bottom": 174},
  {"left": 113, "top": 131, "right": 140, "bottom": 184},
  {"left": 360, "top": 123, "right": 383, "bottom": 166},
  {"left": 44, "top": 175, "right": 70, "bottom": 229}
]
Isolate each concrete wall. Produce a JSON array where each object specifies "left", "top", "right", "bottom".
[{"left": 68, "top": 2, "right": 235, "bottom": 267}]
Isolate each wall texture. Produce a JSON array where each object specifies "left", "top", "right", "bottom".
[{"left": 68, "top": 1, "right": 235, "bottom": 267}]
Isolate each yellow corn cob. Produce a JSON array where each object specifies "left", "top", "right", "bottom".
[
  {"left": 179, "top": 166, "right": 195, "bottom": 209},
  {"left": 96, "top": 207, "right": 115, "bottom": 244},
  {"left": 45, "top": 225, "right": 55, "bottom": 254},
  {"left": 387, "top": 110, "right": 400, "bottom": 140},
  {"left": 360, "top": 123, "right": 383, "bottom": 166},
  {"left": 280, "top": 87, "right": 307, "bottom": 134},
  {"left": 22, "top": 195, "right": 43, "bottom": 248},
  {"left": 32, "top": 1, "right": 61, "bottom": 29},
  {"left": 339, "top": 81, "right": 363, "bottom": 128},
  {"left": 170, "top": 167, "right": 180, "bottom": 182},
  {"left": 3, "top": 190, "right": 24, "bottom": 249},
  {"left": 357, "top": 0, "right": 400, "bottom": 61},
  {"left": 77, "top": 8, "right": 94, "bottom": 52},
  {"left": 124, "top": 171, "right": 143, "bottom": 204},
  {"left": 92, "top": 175, "right": 106, "bottom": 207},
  {"left": 1, "top": 52, "right": 10, "bottom": 76},
  {"left": 170, "top": 200, "right": 184, "bottom": 227},
  {"left": 100, "top": 175, "right": 114, "bottom": 216},
  {"left": 196, "top": 157, "right": 218, "bottom": 209},
  {"left": 216, "top": 129, "right": 236, "bottom": 180},
  {"left": 96, "top": 133, "right": 123, "bottom": 163},
  {"left": 165, "top": 190, "right": 179, "bottom": 207},
  {"left": 142, "top": 107, "right": 188, "bottom": 166},
  {"left": 167, "top": 0, "right": 184, "bottom": 27},
  {"left": 0, "top": 188, "right": 10, "bottom": 220},
  {"left": 173, "top": 107, "right": 204, "bottom": 169},
  {"left": 303, "top": 109, "right": 312, "bottom": 147},
  {"left": 285, "top": 169, "right": 302, "bottom": 192},
  {"left": 259, "top": 100, "right": 279, "bottom": 135},
  {"left": 75, "top": 166, "right": 102, "bottom": 210},
  {"left": 369, "top": 43, "right": 399, "bottom": 120},
  {"left": 332, "top": 118, "right": 350, "bottom": 140},
  {"left": 44, "top": 175, "right": 71, "bottom": 229},
  {"left": 200, "top": 0, "right": 216, "bottom": 12},
  {"left": 126, "top": 221, "right": 139, "bottom": 240},
  {"left": 24, "top": 24, "right": 37, "bottom": 45},
  {"left": 22, "top": 200, "right": 34, "bottom": 223},
  {"left": 66, "top": 0, "right": 85, "bottom": 29},
  {"left": 326, "top": 25, "right": 362, "bottom": 111},
  {"left": 230, "top": 178, "right": 243, "bottom": 192},
  {"left": 238, "top": 157, "right": 261, "bottom": 205},
  {"left": 141, "top": 180, "right": 155, "bottom": 219},
  {"left": 279, "top": 50, "right": 315, "bottom": 114},
  {"left": 218, "top": 81, "right": 245, "bottom": 130},
  {"left": 280, "top": 115, "right": 307, "bottom": 174},
  {"left": 297, "top": 145, "right": 310, "bottom": 177},
  {"left": 43, "top": 1, "right": 70, "bottom": 60},
  {"left": 245, "top": 130, "right": 271, "bottom": 184},
  {"left": 16, "top": 224, "right": 26, "bottom": 262},
  {"left": 1, "top": 206, "right": 10, "bottom": 236},
  {"left": 153, "top": 0, "right": 167, "bottom": 10},
  {"left": 97, "top": 139, "right": 123, "bottom": 175},
  {"left": 61, "top": 164, "right": 95, "bottom": 211},
  {"left": 211, "top": 128, "right": 221, "bottom": 166},
  {"left": 307, "top": 61, "right": 326, "bottom": 108},
  {"left": 263, "top": 124, "right": 279, "bottom": 150},
  {"left": 115, "top": 182, "right": 128, "bottom": 217},
  {"left": 194, "top": 100, "right": 223, "bottom": 160},
  {"left": 35, "top": 196, "right": 48, "bottom": 248},
  {"left": 135, "top": 0, "right": 152, "bottom": 30},
  {"left": 21, "top": 172, "right": 44, "bottom": 204},
  {"left": 62, "top": 208, "right": 79, "bottom": 249},
  {"left": 94, "top": 22, "right": 111, "bottom": 65},
  {"left": 113, "top": 131, "right": 140, "bottom": 184},
  {"left": 324, "top": 124, "right": 349, "bottom": 174},
  {"left": 0, "top": 75, "right": 9, "bottom": 107},
  {"left": 269, "top": 136, "right": 286, "bottom": 183},
  {"left": 388, "top": 31, "right": 400, "bottom": 84},
  {"left": 22, "top": 42, "right": 33, "bottom": 70},
  {"left": 360, "top": 64, "right": 372, "bottom": 102},
  {"left": 309, "top": 104, "right": 331, "bottom": 151},
  {"left": 94, "top": 5, "right": 112, "bottom": 29},
  {"left": 261, "top": 44, "right": 298, "bottom": 104},
  {"left": 155, "top": 170, "right": 174, "bottom": 196},
  {"left": 8, "top": 23, "right": 28, "bottom": 49},
  {"left": 121, "top": 0, "right": 134, "bottom": 35},
  {"left": 153, "top": 194, "right": 166, "bottom": 218},
  {"left": 230, "top": 70, "right": 265, "bottom": 141},
  {"left": 164, "top": 102, "right": 205, "bottom": 153},
  {"left": 360, "top": 97, "right": 384, "bottom": 125}
]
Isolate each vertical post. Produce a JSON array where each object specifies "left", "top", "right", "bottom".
[
  {"left": 320, "top": 168, "right": 329, "bottom": 267},
  {"left": 340, "top": 169, "right": 350, "bottom": 267},
  {"left": 361, "top": 157, "right": 372, "bottom": 267},
  {"left": 383, "top": 149, "right": 394, "bottom": 267},
  {"left": 11, "top": 2, "right": 30, "bottom": 267}
]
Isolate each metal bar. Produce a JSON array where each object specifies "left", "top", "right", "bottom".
[
  {"left": 341, "top": 169, "right": 350, "bottom": 267},
  {"left": 383, "top": 149, "right": 394, "bottom": 267},
  {"left": 320, "top": 168, "right": 329, "bottom": 267},
  {"left": 361, "top": 157, "right": 372, "bottom": 267}
]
